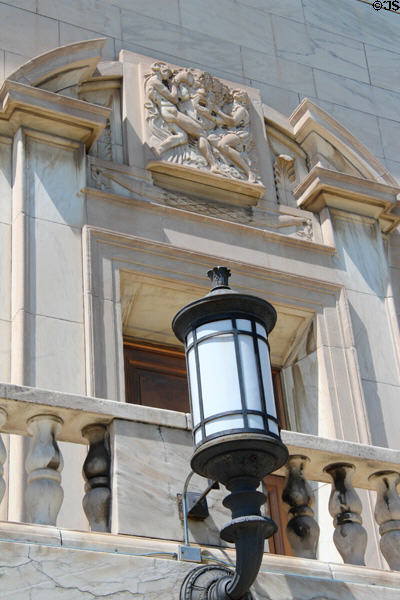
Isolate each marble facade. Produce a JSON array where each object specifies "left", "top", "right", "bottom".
[{"left": 0, "top": 1, "right": 399, "bottom": 597}]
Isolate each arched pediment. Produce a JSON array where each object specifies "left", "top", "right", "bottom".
[
  {"left": 264, "top": 99, "right": 400, "bottom": 233},
  {"left": 290, "top": 99, "right": 396, "bottom": 186},
  {"left": 7, "top": 38, "right": 107, "bottom": 94}
]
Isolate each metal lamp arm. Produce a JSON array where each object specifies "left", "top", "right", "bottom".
[
  {"left": 210, "top": 523, "right": 265, "bottom": 599},
  {"left": 208, "top": 475, "right": 275, "bottom": 600}
]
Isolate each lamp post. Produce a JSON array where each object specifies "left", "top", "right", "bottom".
[{"left": 172, "top": 267, "right": 288, "bottom": 600}]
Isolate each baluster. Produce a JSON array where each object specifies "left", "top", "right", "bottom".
[
  {"left": 369, "top": 470, "right": 400, "bottom": 571},
  {"left": 324, "top": 463, "right": 367, "bottom": 565},
  {"left": 0, "top": 408, "right": 7, "bottom": 505},
  {"left": 25, "top": 414, "right": 64, "bottom": 525},
  {"left": 82, "top": 424, "right": 111, "bottom": 532},
  {"left": 282, "top": 455, "right": 320, "bottom": 558}
]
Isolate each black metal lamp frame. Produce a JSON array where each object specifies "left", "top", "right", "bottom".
[{"left": 173, "top": 267, "right": 289, "bottom": 600}]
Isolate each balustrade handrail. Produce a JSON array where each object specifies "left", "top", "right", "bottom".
[
  {"left": 0, "top": 382, "right": 400, "bottom": 569},
  {"left": 0, "top": 382, "right": 399, "bottom": 484}
]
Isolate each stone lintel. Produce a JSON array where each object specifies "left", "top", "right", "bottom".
[
  {"left": 294, "top": 166, "right": 400, "bottom": 233},
  {"left": 0, "top": 80, "right": 110, "bottom": 148},
  {"left": 147, "top": 161, "right": 265, "bottom": 207}
]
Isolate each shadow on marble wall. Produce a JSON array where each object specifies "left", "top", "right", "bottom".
[{"left": 349, "top": 306, "right": 388, "bottom": 449}]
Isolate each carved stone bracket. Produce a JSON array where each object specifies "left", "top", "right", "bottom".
[
  {"left": 274, "top": 154, "right": 296, "bottom": 206},
  {"left": 282, "top": 455, "right": 320, "bottom": 559},
  {"left": 25, "top": 414, "right": 64, "bottom": 526},
  {"left": 0, "top": 408, "right": 7, "bottom": 506},
  {"left": 324, "top": 463, "right": 367, "bottom": 566},
  {"left": 82, "top": 424, "right": 111, "bottom": 532},
  {"left": 369, "top": 470, "right": 400, "bottom": 570}
]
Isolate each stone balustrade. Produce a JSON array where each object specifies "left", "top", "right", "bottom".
[{"left": 0, "top": 383, "right": 399, "bottom": 571}]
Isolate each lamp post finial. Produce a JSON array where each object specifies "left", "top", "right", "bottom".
[{"left": 207, "top": 266, "right": 231, "bottom": 291}]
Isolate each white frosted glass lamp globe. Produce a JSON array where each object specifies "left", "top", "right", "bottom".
[{"left": 172, "top": 267, "right": 282, "bottom": 454}]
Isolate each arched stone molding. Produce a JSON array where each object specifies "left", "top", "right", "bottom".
[
  {"left": 264, "top": 99, "right": 400, "bottom": 234},
  {"left": 7, "top": 38, "right": 107, "bottom": 93}
]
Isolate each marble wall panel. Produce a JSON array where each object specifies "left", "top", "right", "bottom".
[
  {"left": 120, "top": 10, "right": 244, "bottom": 80},
  {"left": 3, "top": 51, "right": 29, "bottom": 80},
  {"left": 180, "top": 0, "right": 274, "bottom": 55},
  {"left": 331, "top": 214, "right": 388, "bottom": 297},
  {"left": 384, "top": 158, "right": 400, "bottom": 184},
  {"left": 372, "top": 85, "right": 400, "bottom": 122},
  {"left": 302, "top": 0, "right": 362, "bottom": 42},
  {"left": 88, "top": 298, "right": 124, "bottom": 401},
  {"left": 314, "top": 70, "right": 375, "bottom": 114},
  {"left": 310, "top": 99, "right": 384, "bottom": 159},
  {"left": 365, "top": 45, "right": 400, "bottom": 94},
  {"left": 0, "top": 3, "right": 58, "bottom": 58},
  {"left": 371, "top": 87, "right": 400, "bottom": 122},
  {"left": 304, "top": 0, "right": 400, "bottom": 56},
  {"left": 242, "top": 47, "right": 316, "bottom": 96},
  {"left": 0, "top": 319, "right": 11, "bottom": 382},
  {"left": 0, "top": 222, "right": 11, "bottom": 322},
  {"left": 0, "top": 51, "right": 5, "bottom": 89},
  {"left": 111, "top": 419, "right": 233, "bottom": 546},
  {"left": 378, "top": 117, "right": 400, "bottom": 161},
  {"left": 0, "top": 139, "right": 12, "bottom": 225},
  {"left": 363, "top": 379, "right": 400, "bottom": 450},
  {"left": 273, "top": 16, "right": 369, "bottom": 82},
  {"left": 29, "top": 219, "right": 83, "bottom": 323},
  {"left": 252, "top": 80, "right": 300, "bottom": 116},
  {"left": 112, "top": 0, "right": 180, "bottom": 26},
  {"left": 37, "top": 0, "right": 121, "bottom": 38},
  {"left": 26, "top": 137, "right": 85, "bottom": 228},
  {"left": 32, "top": 314, "right": 86, "bottom": 394},
  {"left": 5, "top": 0, "right": 36, "bottom": 10},
  {"left": 59, "top": 23, "right": 116, "bottom": 60},
  {"left": 385, "top": 229, "right": 400, "bottom": 269},
  {"left": 356, "top": 2, "right": 400, "bottom": 55},
  {"left": 238, "top": 0, "right": 304, "bottom": 22},
  {"left": 347, "top": 289, "right": 400, "bottom": 388}
]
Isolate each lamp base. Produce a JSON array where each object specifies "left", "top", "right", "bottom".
[
  {"left": 191, "top": 432, "right": 288, "bottom": 486},
  {"left": 180, "top": 565, "right": 253, "bottom": 600}
]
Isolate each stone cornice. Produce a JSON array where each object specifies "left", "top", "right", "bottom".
[
  {"left": 294, "top": 166, "right": 400, "bottom": 233},
  {"left": 0, "top": 80, "right": 110, "bottom": 148}
]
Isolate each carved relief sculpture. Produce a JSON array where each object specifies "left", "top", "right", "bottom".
[{"left": 144, "top": 62, "right": 260, "bottom": 184}]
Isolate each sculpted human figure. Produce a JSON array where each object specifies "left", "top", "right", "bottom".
[
  {"left": 209, "top": 90, "right": 256, "bottom": 183},
  {"left": 145, "top": 62, "right": 217, "bottom": 169},
  {"left": 145, "top": 64, "right": 258, "bottom": 182}
]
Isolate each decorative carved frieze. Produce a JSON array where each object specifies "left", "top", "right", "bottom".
[
  {"left": 144, "top": 62, "right": 260, "bottom": 185},
  {"left": 88, "top": 159, "right": 313, "bottom": 240}
]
